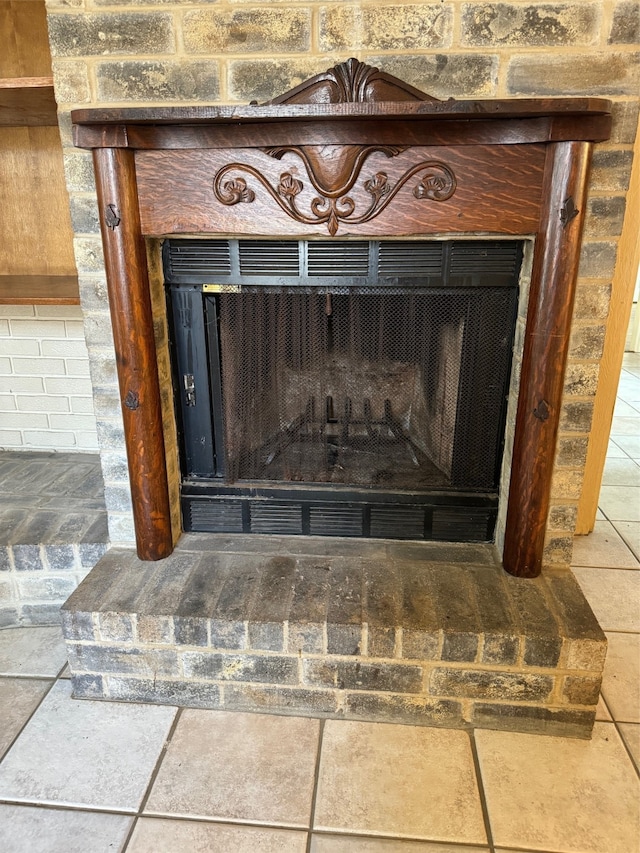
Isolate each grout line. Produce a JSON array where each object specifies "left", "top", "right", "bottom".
[
  {"left": 0, "top": 799, "right": 137, "bottom": 818},
  {"left": 120, "top": 706, "right": 184, "bottom": 852},
  {"left": 306, "top": 717, "right": 326, "bottom": 853},
  {"left": 468, "top": 730, "right": 496, "bottom": 853}
]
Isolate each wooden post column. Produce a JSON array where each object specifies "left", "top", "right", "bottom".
[
  {"left": 93, "top": 147, "right": 173, "bottom": 561},
  {"left": 503, "top": 141, "right": 592, "bottom": 577}
]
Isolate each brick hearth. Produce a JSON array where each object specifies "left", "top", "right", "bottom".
[{"left": 61, "top": 535, "right": 605, "bottom": 738}]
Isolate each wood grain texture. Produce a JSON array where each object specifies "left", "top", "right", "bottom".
[
  {"left": 0, "top": 126, "right": 76, "bottom": 276},
  {"left": 136, "top": 144, "right": 545, "bottom": 238},
  {"left": 0, "top": 78, "right": 57, "bottom": 126},
  {"left": 503, "top": 141, "right": 593, "bottom": 577},
  {"left": 71, "top": 97, "right": 612, "bottom": 130},
  {"left": 73, "top": 115, "right": 612, "bottom": 152},
  {"left": 93, "top": 147, "right": 173, "bottom": 561},
  {"left": 0, "top": 275, "right": 79, "bottom": 304},
  {"left": 0, "top": 0, "right": 52, "bottom": 79}
]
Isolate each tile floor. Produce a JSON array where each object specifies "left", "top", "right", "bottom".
[{"left": 0, "top": 354, "right": 639, "bottom": 853}]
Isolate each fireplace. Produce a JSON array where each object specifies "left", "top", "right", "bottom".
[
  {"left": 71, "top": 58, "right": 612, "bottom": 577},
  {"left": 166, "top": 238, "right": 522, "bottom": 542},
  {"left": 62, "top": 60, "right": 612, "bottom": 737}
]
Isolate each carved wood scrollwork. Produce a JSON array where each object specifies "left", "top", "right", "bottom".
[{"left": 213, "top": 146, "right": 456, "bottom": 235}]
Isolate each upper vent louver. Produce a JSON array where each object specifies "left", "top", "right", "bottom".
[
  {"left": 449, "top": 241, "right": 522, "bottom": 276},
  {"left": 307, "top": 242, "right": 370, "bottom": 276},
  {"left": 239, "top": 241, "right": 300, "bottom": 275},
  {"left": 166, "top": 240, "right": 231, "bottom": 277},
  {"left": 378, "top": 241, "right": 443, "bottom": 276}
]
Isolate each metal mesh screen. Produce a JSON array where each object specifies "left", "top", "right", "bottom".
[{"left": 217, "top": 287, "right": 516, "bottom": 490}]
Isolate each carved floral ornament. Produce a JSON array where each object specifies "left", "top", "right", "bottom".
[{"left": 213, "top": 145, "right": 457, "bottom": 236}]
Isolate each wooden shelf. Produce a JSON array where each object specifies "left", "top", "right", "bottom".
[
  {"left": 0, "top": 77, "right": 57, "bottom": 126},
  {"left": 0, "top": 275, "right": 79, "bottom": 305}
]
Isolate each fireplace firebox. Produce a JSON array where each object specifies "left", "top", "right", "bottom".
[{"left": 166, "top": 238, "right": 522, "bottom": 542}]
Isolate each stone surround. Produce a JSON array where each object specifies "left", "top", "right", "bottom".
[{"left": 62, "top": 534, "right": 606, "bottom": 738}]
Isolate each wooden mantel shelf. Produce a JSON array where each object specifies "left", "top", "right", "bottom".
[
  {"left": 0, "top": 275, "right": 79, "bottom": 305},
  {"left": 0, "top": 77, "right": 58, "bottom": 126}
]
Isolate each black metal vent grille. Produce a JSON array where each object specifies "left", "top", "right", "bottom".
[
  {"left": 182, "top": 494, "right": 496, "bottom": 542},
  {"left": 164, "top": 239, "right": 523, "bottom": 288}
]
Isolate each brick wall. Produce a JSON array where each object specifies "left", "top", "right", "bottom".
[
  {"left": 0, "top": 305, "right": 98, "bottom": 452},
  {"left": 44, "top": 0, "right": 639, "bottom": 560}
]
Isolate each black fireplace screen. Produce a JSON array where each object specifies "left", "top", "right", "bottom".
[{"left": 165, "top": 239, "right": 522, "bottom": 541}]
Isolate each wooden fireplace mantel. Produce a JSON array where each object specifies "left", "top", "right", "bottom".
[{"left": 71, "top": 59, "right": 611, "bottom": 576}]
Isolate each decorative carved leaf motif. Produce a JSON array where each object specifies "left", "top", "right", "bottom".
[
  {"left": 213, "top": 157, "right": 456, "bottom": 235},
  {"left": 217, "top": 177, "right": 255, "bottom": 204},
  {"left": 277, "top": 172, "right": 303, "bottom": 199}
]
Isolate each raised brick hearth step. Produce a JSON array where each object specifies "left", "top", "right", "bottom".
[
  {"left": 0, "top": 452, "right": 109, "bottom": 627},
  {"left": 61, "top": 534, "right": 606, "bottom": 738}
]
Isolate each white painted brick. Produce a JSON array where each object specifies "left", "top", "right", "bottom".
[
  {"left": 0, "top": 358, "right": 11, "bottom": 374},
  {"left": 70, "top": 396, "right": 96, "bottom": 413},
  {"left": 36, "top": 306, "right": 83, "bottom": 320},
  {"left": 65, "top": 359, "right": 91, "bottom": 377},
  {"left": 0, "top": 306, "right": 34, "bottom": 318},
  {"left": 65, "top": 320, "right": 88, "bottom": 339},
  {"left": 50, "top": 413, "right": 97, "bottom": 431},
  {"left": 23, "top": 430, "right": 76, "bottom": 448},
  {"left": 0, "top": 377, "right": 44, "bottom": 393},
  {"left": 2, "top": 412, "right": 49, "bottom": 429},
  {"left": 12, "top": 358, "right": 66, "bottom": 376},
  {"left": 77, "top": 432, "right": 100, "bottom": 450},
  {"left": 0, "top": 429, "right": 22, "bottom": 446},
  {"left": 0, "top": 339, "right": 40, "bottom": 356},
  {"left": 0, "top": 320, "right": 9, "bottom": 335},
  {"left": 0, "top": 395, "right": 17, "bottom": 411},
  {"left": 10, "top": 320, "right": 67, "bottom": 338},
  {"left": 45, "top": 376, "right": 93, "bottom": 395},
  {"left": 16, "top": 395, "right": 70, "bottom": 413},
  {"left": 41, "top": 339, "right": 89, "bottom": 358}
]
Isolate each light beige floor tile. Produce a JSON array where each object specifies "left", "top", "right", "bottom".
[
  {"left": 0, "top": 804, "right": 132, "bottom": 853},
  {"left": 602, "top": 457, "right": 640, "bottom": 486},
  {"left": 598, "top": 486, "right": 640, "bottom": 522},
  {"left": 0, "top": 680, "right": 176, "bottom": 811},
  {"left": 145, "top": 710, "right": 319, "bottom": 827},
  {"left": 314, "top": 721, "right": 486, "bottom": 844},
  {"left": 128, "top": 818, "right": 308, "bottom": 852},
  {"left": 0, "top": 677, "right": 50, "bottom": 759},
  {"left": 571, "top": 520, "right": 640, "bottom": 569},
  {"left": 612, "top": 520, "right": 640, "bottom": 560},
  {"left": 573, "top": 567, "right": 640, "bottom": 632},
  {"left": 311, "top": 837, "right": 489, "bottom": 852},
  {"left": 596, "top": 695, "right": 612, "bottom": 721},
  {"left": 610, "top": 435, "right": 640, "bottom": 458},
  {"left": 606, "top": 440, "right": 628, "bottom": 458},
  {"left": 601, "top": 633, "right": 640, "bottom": 723},
  {"left": 613, "top": 399, "right": 640, "bottom": 418},
  {"left": 0, "top": 626, "right": 67, "bottom": 677},
  {"left": 476, "top": 722, "right": 640, "bottom": 853},
  {"left": 618, "top": 723, "right": 640, "bottom": 773},
  {"left": 610, "top": 415, "right": 640, "bottom": 435}
]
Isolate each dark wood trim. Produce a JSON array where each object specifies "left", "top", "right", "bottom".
[
  {"left": 93, "top": 147, "right": 173, "bottom": 561},
  {"left": 71, "top": 96, "right": 612, "bottom": 131},
  {"left": 503, "top": 141, "right": 592, "bottom": 577},
  {"left": 73, "top": 114, "right": 611, "bottom": 152},
  {"left": 0, "top": 77, "right": 58, "bottom": 126}
]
